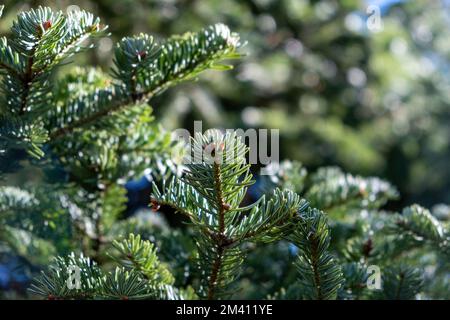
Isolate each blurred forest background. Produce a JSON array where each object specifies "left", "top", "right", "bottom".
[{"left": 1, "top": 0, "right": 449, "bottom": 210}]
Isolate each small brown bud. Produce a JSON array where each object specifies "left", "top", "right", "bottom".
[
  {"left": 42, "top": 20, "right": 52, "bottom": 31},
  {"left": 137, "top": 51, "right": 147, "bottom": 60},
  {"left": 362, "top": 238, "right": 373, "bottom": 257},
  {"left": 150, "top": 198, "right": 160, "bottom": 212}
]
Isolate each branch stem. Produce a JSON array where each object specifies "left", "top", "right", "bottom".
[
  {"left": 48, "top": 83, "right": 164, "bottom": 140},
  {"left": 206, "top": 162, "right": 227, "bottom": 300},
  {"left": 19, "top": 53, "right": 35, "bottom": 115},
  {"left": 310, "top": 234, "right": 323, "bottom": 300}
]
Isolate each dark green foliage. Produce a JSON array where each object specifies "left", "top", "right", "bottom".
[
  {"left": 390, "top": 205, "right": 449, "bottom": 255},
  {"left": 153, "top": 131, "right": 306, "bottom": 298},
  {"left": 110, "top": 234, "right": 174, "bottom": 286},
  {"left": 339, "top": 262, "right": 370, "bottom": 300},
  {"left": 30, "top": 236, "right": 189, "bottom": 300},
  {"left": 379, "top": 266, "right": 423, "bottom": 300},
  {"left": 262, "top": 160, "right": 448, "bottom": 300},
  {"left": 0, "top": 6, "right": 242, "bottom": 300},
  {"left": 29, "top": 253, "right": 103, "bottom": 299},
  {"left": 0, "top": 4, "right": 448, "bottom": 301},
  {"left": 0, "top": 6, "right": 240, "bottom": 158},
  {"left": 0, "top": 7, "right": 106, "bottom": 157},
  {"left": 289, "top": 208, "right": 343, "bottom": 300},
  {"left": 46, "top": 23, "right": 240, "bottom": 141}
]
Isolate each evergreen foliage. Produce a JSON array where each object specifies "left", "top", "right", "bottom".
[
  {"left": 290, "top": 208, "right": 343, "bottom": 300},
  {"left": 263, "top": 161, "right": 449, "bottom": 300},
  {"left": 152, "top": 131, "right": 305, "bottom": 298},
  {"left": 0, "top": 5, "right": 448, "bottom": 300}
]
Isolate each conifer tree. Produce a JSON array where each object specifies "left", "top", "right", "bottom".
[{"left": 0, "top": 5, "right": 448, "bottom": 300}]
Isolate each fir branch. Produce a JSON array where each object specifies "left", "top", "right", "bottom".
[
  {"left": 239, "top": 190, "right": 306, "bottom": 242},
  {"left": 100, "top": 267, "right": 154, "bottom": 300},
  {"left": 306, "top": 167, "right": 398, "bottom": 213},
  {"left": 389, "top": 205, "right": 449, "bottom": 256},
  {"left": 30, "top": 246, "right": 183, "bottom": 300},
  {"left": 48, "top": 24, "right": 240, "bottom": 140},
  {"left": 0, "top": 37, "right": 22, "bottom": 79},
  {"left": 379, "top": 265, "right": 423, "bottom": 300},
  {"left": 9, "top": 7, "right": 105, "bottom": 115},
  {"left": 29, "top": 253, "right": 104, "bottom": 300},
  {"left": 205, "top": 161, "right": 230, "bottom": 299},
  {"left": 153, "top": 131, "right": 307, "bottom": 299},
  {"left": 0, "top": 7, "right": 105, "bottom": 157},
  {"left": 111, "top": 234, "right": 175, "bottom": 285},
  {"left": 289, "top": 208, "right": 344, "bottom": 300}
]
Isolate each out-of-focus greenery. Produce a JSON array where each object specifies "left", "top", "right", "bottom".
[{"left": 1, "top": 0, "right": 448, "bottom": 207}]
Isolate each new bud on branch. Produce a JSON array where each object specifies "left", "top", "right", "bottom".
[{"left": 42, "top": 20, "right": 52, "bottom": 31}]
